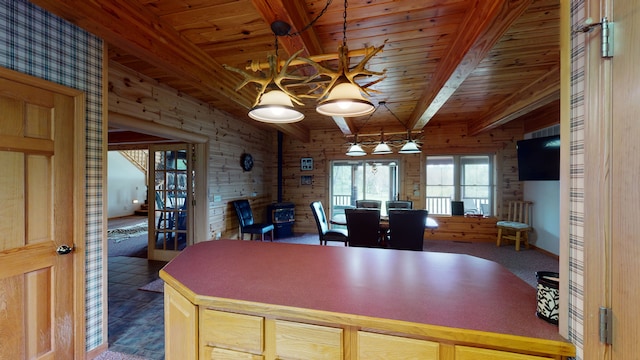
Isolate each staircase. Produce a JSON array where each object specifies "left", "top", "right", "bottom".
[
  {"left": 120, "top": 149, "right": 150, "bottom": 216},
  {"left": 135, "top": 201, "right": 150, "bottom": 216}
]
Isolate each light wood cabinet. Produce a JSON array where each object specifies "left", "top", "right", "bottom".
[
  {"left": 164, "top": 285, "right": 198, "bottom": 360},
  {"left": 202, "top": 347, "right": 264, "bottom": 360},
  {"left": 165, "top": 287, "right": 570, "bottom": 360},
  {"left": 275, "top": 320, "right": 343, "bottom": 360},
  {"left": 455, "top": 345, "right": 553, "bottom": 360},
  {"left": 199, "top": 309, "right": 264, "bottom": 357},
  {"left": 161, "top": 241, "right": 574, "bottom": 360},
  {"left": 357, "top": 331, "right": 439, "bottom": 359}
]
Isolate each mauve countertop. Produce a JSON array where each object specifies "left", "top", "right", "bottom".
[{"left": 161, "top": 239, "right": 568, "bottom": 342}]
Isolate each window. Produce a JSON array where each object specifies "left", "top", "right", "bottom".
[
  {"left": 426, "top": 155, "right": 492, "bottom": 215},
  {"left": 330, "top": 160, "right": 399, "bottom": 217}
]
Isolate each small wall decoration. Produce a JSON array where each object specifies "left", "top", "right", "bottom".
[
  {"left": 241, "top": 153, "right": 254, "bottom": 171},
  {"left": 301, "top": 175, "right": 313, "bottom": 185},
  {"left": 300, "top": 157, "right": 313, "bottom": 171}
]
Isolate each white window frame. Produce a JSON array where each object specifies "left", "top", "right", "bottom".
[{"left": 426, "top": 155, "right": 494, "bottom": 215}]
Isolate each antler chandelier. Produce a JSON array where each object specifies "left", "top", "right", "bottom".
[{"left": 222, "top": 0, "right": 386, "bottom": 123}]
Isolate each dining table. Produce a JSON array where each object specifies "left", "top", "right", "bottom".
[{"left": 330, "top": 213, "right": 439, "bottom": 230}]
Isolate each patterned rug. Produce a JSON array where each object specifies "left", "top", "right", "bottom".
[
  {"left": 138, "top": 278, "right": 164, "bottom": 293},
  {"left": 108, "top": 222, "right": 148, "bottom": 243},
  {"left": 93, "top": 350, "right": 149, "bottom": 360}
]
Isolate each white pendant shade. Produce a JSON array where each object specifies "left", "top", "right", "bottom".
[
  {"left": 399, "top": 140, "right": 421, "bottom": 154},
  {"left": 248, "top": 90, "right": 304, "bottom": 123},
  {"left": 346, "top": 143, "right": 366, "bottom": 156},
  {"left": 372, "top": 141, "right": 392, "bottom": 155},
  {"left": 316, "top": 83, "right": 375, "bottom": 117}
]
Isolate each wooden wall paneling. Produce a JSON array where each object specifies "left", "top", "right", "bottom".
[
  {"left": 423, "top": 216, "right": 498, "bottom": 243},
  {"left": 110, "top": 61, "right": 527, "bottom": 240},
  {"left": 109, "top": 62, "right": 275, "bottom": 241},
  {"left": 281, "top": 121, "right": 523, "bottom": 234}
]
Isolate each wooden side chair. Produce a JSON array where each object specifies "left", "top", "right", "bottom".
[{"left": 496, "top": 201, "right": 533, "bottom": 251}]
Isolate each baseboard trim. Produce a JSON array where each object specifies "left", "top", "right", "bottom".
[
  {"left": 85, "top": 343, "right": 108, "bottom": 359},
  {"left": 530, "top": 244, "right": 559, "bottom": 260}
]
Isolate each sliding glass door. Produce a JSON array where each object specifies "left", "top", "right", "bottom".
[{"left": 330, "top": 160, "right": 399, "bottom": 218}]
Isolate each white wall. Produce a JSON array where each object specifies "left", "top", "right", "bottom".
[
  {"left": 523, "top": 180, "right": 560, "bottom": 255},
  {"left": 107, "top": 151, "right": 147, "bottom": 218}
]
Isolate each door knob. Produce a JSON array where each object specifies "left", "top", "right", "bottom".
[{"left": 56, "top": 244, "right": 75, "bottom": 255}]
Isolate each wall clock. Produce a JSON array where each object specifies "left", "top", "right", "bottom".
[{"left": 241, "top": 153, "right": 254, "bottom": 171}]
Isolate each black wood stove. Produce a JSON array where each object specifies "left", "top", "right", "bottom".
[{"left": 267, "top": 202, "right": 295, "bottom": 239}]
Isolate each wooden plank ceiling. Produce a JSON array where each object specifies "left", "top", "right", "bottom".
[{"left": 31, "top": 0, "right": 560, "bottom": 143}]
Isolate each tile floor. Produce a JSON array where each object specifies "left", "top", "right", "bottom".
[{"left": 108, "top": 256, "right": 166, "bottom": 360}]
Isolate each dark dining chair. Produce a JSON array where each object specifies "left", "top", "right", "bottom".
[
  {"left": 355, "top": 200, "right": 382, "bottom": 209},
  {"left": 310, "top": 201, "right": 348, "bottom": 246},
  {"left": 386, "top": 200, "right": 413, "bottom": 210},
  {"left": 345, "top": 208, "right": 381, "bottom": 248},
  {"left": 232, "top": 199, "right": 274, "bottom": 241},
  {"left": 154, "top": 191, "right": 187, "bottom": 243},
  {"left": 387, "top": 209, "right": 428, "bottom": 251}
]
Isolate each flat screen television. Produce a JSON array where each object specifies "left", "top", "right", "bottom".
[{"left": 516, "top": 135, "right": 560, "bottom": 181}]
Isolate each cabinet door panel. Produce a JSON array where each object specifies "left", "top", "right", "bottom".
[
  {"left": 200, "top": 309, "right": 264, "bottom": 354},
  {"left": 275, "top": 320, "right": 343, "bottom": 360},
  {"left": 357, "top": 332, "right": 439, "bottom": 359},
  {"left": 202, "top": 346, "right": 264, "bottom": 360},
  {"left": 455, "top": 346, "right": 552, "bottom": 360},
  {"left": 165, "top": 286, "right": 198, "bottom": 360}
]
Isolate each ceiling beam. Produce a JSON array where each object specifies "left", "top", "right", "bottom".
[
  {"left": 332, "top": 116, "right": 354, "bottom": 135},
  {"left": 468, "top": 66, "right": 561, "bottom": 135},
  {"left": 251, "top": 0, "right": 324, "bottom": 58},
  {"left": 407, "top": 0, "right": 533, "bottom": 131},
  {"left": 32, "top": 0, "right": 311, "bottom": 142},
  {"left": 31, "top": 0, "right": 253, "bottom": 106}
]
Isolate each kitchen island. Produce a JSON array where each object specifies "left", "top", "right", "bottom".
[{"left": 160, "top": 239, "right": 575, "bottom": 359}]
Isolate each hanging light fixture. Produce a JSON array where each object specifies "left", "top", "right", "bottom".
[
  {"left": 381, "top": 101, "right": 421, "bottom": 154},
  {"left": 344, "top": 101, "right": 380, "bottom": 156},
  {"left": 399, "top": 130, "right": 421, "bottom": 154},
  {"left": 248, "top": 22, "right": 304, "bottom": 123},
  {"left": 315, "top": 0, "right": 377, "bottom": 117},
  {"left": 372, "top": 132, "right": 392, "bottom": 155},
  {"left": 248, "top": 89, "right": 304, "bottom": 123},
  {"left": 223, "top": 1, "right": 385, "bottom": 122},
  {"left": 399, "top": 138, "right": 421, "bottom": 154},
  {"left": 346, "top": 134, "right": 366, "bottom": 156},
  {"left": 316, "top": 82, "right": 375, "bottom": 116}
]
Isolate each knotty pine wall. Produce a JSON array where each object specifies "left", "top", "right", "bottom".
[
  {"left": 109, "top": 61, "right": 275, "bottom": 240},
  {"left": 110, "top": 61, "right": 525, "bottom": 239},
  {"left": 278, "top": 120, "right": 525, "bottom": 234}
]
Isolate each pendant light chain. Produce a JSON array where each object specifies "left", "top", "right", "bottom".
[
  {"left": 288, "top": 0, "right": 333, "bottom": 37},
  {"left": 342, "top": 0, "right": 348, "bottom": 47},
  {"left": 274, "top": 33, "right": 279, "bottom": 59}
]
